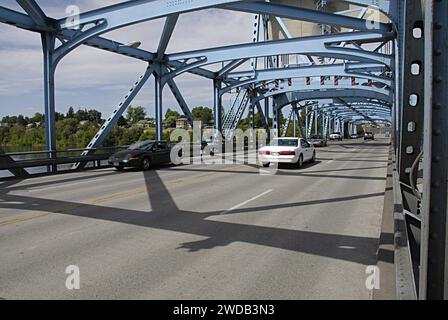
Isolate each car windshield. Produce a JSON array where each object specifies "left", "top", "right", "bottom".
[
  {"left": 128, "top": 141, "right": 154, "bottom": 150},
  {"left": 271, "top": 139, "right": 298, "bottom": 147}
]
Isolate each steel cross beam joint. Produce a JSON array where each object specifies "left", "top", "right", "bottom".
[{"left": 164, "top": 31, "right": 394, "bottom": 81}]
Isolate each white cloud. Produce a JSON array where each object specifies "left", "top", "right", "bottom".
[{"left": 0, "top": 0, "right": 253, "bottom": 118}]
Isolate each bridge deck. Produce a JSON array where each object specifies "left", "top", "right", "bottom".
[{"left": 0, "top": 139, "right": 392, "bottom": 299}]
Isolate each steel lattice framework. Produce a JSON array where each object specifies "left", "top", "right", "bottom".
[{"left": 1, "top": 0, "right": 447, "bottom": 300}]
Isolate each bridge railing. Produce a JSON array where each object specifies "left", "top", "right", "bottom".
[
  {"left": 392, "top": 152, "right": 418, "bottom": 300},
  {"left": 0, "top": 146, "right": 129, "bottom": 179}
]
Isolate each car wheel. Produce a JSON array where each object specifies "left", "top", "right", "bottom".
[
  {"left": 115, "top": 166, "right": 124, "bottom": 171},
  {"left": 296, "top": 154, "right": 304, "bottom": 169},
  {"left": 310, "top": 151, "right": 316, "bottom": 163},
  {"left": 262, "top": 162, "right": 270, "bottom": 168},
  {"left": 141, "top": 157, "right": 151, "bottom": 171}
]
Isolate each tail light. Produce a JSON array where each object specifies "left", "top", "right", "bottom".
[
  {"left": 258, "top": 150, "right": 271, "bottom": 155},
  {"left": 279, "top": 150, "right": 296, "bottom": 156}
]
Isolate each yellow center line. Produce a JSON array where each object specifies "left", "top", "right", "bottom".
[{"left": 0, "top": 164, "right": 250, "bottom": 227}]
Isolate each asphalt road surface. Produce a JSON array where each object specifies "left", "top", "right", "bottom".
[{"left": 0, "top": 139, "right": 392, "bottom": 299}]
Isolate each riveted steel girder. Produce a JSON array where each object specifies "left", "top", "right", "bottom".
[
  {"left": 254, "top": 83, "right": 392, "bottom": 108},
  {"left": 164, "top": 32, "right": 394, "bottom": 80},
  {"left": 221, "top": 1, "right": 392, "bottom": 33},
  {"left": 221, "top": 63, "right": 392, "bottom": 94},
  {"left": 16, "top": 0, "right": 48, "bottom": 28}
]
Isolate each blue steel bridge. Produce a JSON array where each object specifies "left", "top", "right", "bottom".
[{"left": 0, "top": 0, "right": 446, "bottom": 300}]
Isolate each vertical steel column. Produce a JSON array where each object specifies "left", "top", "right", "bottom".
[
  {"left": 249, "top": 97, "right": 255, "bottom": 144},
  {"left": 272, "top": 99, "right": 280, "bottom": 138},
  {"left": 305, "top": 105, "right": 309, "bottom": 138},
  {"left": 420, "top": 0, "right": 448, "bottom": 300},
  {"left": 295, "top": 107, "right": 305, "bottom": 138},
  {"left": 154, "top": 66, "right": 164, "bottom": 141},
  {"left": 41, "top": 33, "right": 56, "bottom": 172},
  {"left": 322, "top": 114, "right": 326, "bottom": 138},
  {"left": 293, "top": 105, "right": 297, "bottom": 138},
  {"left": 399, "top": 0, "right": 425, "bottom": 215},
  {"left": 314, "top": 106, "right": 318, "bottom": 135},
  {"left": 264, "top": 98, "right": 270, "bottom": 127},
  {"left": 249, "top": 103, "right": 255, "bottom": 130},
  {"left": 395, "top": 0, "right": 405, "bottom": 164},
  {"left": 213, "top": 79, "right": 222, "bottom": 133}
]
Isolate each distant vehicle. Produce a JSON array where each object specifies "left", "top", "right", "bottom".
[
  {"left": 258, "top": 137, "right": 316, "bottom": 168},
  {"left": 108, "top": 140, "right": 171, "bottom": 171},
  {"left": 364, "top": 132, "right": 375, "bottom": 141},
  {"left": 350, "top": 134, "right": 359, "bottom": 139},
  {"left": 308, "top": 135, "right": 327, "bottom": 147},
  {"left": 329, "top": 132, "right": 343, "bottom": 141}
]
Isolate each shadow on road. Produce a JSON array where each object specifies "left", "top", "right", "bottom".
[{"left": 0, "top": 160, "right": 393, "bottom": 266}]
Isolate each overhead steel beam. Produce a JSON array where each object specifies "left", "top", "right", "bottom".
[
  {"left": 157, "top": 14, "right": 179, "bottom": 60},
  {"left": 56, "top": 0, "right": 245, "bottom": 59},
  {"left": 217, "top": 59, "right": 248, "bottom": 78},
  {"left": 221, "top": 1, "right": 392, "bottom": 33},
  {"left": 221, "top": 63, "right": 392, "bottom": 94},
  {"left": 165, "top": 32, "right": 394, "bottom": 80},
  {"left": 0, "top": 5, "right": 53, "bottom": 32},
  {"left": 255, "top": 83, "right": 392, "bottom": 105},
  {"left": 16, "top": 0, "right": 48, "bottom": 28},
  {"left": 269, "top": 87, "right": 391, "bottom": 111},
  {"left": 330, "top": 0, "right": 395, "bottom": 18},
  {"left": 227, "top": 62, "right": 387, "bottom": 79}
]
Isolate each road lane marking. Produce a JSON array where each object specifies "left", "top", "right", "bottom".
[
  {"left": 220, "top": 189, "right": 273, "bottom": 215},
  {"left": 1, "top": 164, "right": 250, "bottom": 227},
  {"left": 28, "top": 178, "right": 106, "bottom": 192},
  {"left": 0, "top": 212, "right": 50, "bottom": 227}
]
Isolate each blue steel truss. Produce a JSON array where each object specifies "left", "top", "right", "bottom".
[{"left": 2, "top": 0, "right": 447, "bottom": 300}]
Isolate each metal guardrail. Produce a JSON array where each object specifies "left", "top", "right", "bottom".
[
  {"left": 393, "top": 154, "right": 418, "bottom": 300},
  {"left": 0, "top": 146, "right": 129, "bottom": 178}
]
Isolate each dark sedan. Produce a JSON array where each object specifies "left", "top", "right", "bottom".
[{"left": 108, "top": 140, "right": 171, "bottom": 171}]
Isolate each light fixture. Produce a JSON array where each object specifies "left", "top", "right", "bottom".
[{"left": 125, "top": 41, "right": 142, "bottom": 49}]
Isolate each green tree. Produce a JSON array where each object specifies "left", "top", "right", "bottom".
[
  {"left": 2, "top": 115, "right": 17, "bottom": 125},
  {"left": 67, "top": 107, "right": 75, "bottom": 118},
  {"left": 164, "top": 109, "right": 181, "bottom": 128},
  {"left": 192, "top": 107, "right": 213, "bottom": 126},
  {"left": 75, "top": 109, "right": 89, "bottom": 122},
  {"left": 17, "top": 115, "right": 27, "bottom": 127},
  {"left": 30, "top": 112, "right": 44, "bottom": 124},
  {"left": 117, "top": 115, "right": 128, "bottom": 127},
  {"left": 87, "top": 109, "right": 102, "bottom": 124},
  {"left": 126, "top": 106, "right": 146, "bottom": 125}
]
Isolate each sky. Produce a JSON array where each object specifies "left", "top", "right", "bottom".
[{"left": 0, "top": 0, "right": 253, "bottom": 118}]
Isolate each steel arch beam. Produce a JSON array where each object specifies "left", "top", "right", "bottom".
[
  {"left": 56, "top": 0, "right": 392, "bottom": 50},
  {"left": 330, "top": 0, "right": 396, "bottom": 20},
  {"left": 321, "top": 107, "right": 392, "bottom": 115},
  {"left": 221, "top": 1, "right": 392, "bottom": 33},
  {"left": 221, "top": 63, "right": 392, "bottom": 94},
  {"left": 267, "top": 92, "right": 391, "bottom": 115},
  {"left": 254, "top": 84, "right": 392, "bottom": 107},
  {"left": 164, "top": 32, "right": 394, "bottom": 80}
]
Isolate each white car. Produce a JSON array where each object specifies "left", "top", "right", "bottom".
[
  {"left": 329, "top": 132, "right": 343, "bottom": 141},
  {"left": 258, "top": 137, "right": 316, "bottom": 168}
]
